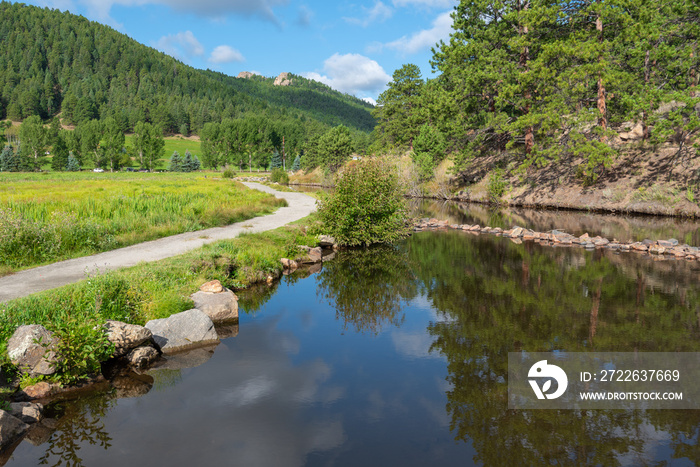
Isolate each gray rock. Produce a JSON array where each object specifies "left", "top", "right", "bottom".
[
  {"left": 145, "top": 309, "right": 219, "bottom": 354},
  {"left": 104, "top": 321, "right": 153, "bottom": 357},
  {"left": 126, "top": 346, "right": 159, "bottom": 369},
  {"left": 8, "top": 402, "right": 43, "bottom": 424},
  {"left": 0, "top": 410, "right": 29, "bottom": 450},
  {"left": 304, "top": 247, "right": 323, "bottom": 263},
  {"left": 190, "top": 289, "right": 239, "bottom": 323},
  {"left": 7, "top": 325, "right": 58, "bottom": 377},
  {"left": 318, "top": 235, "right": 336, "bottom": 247}
]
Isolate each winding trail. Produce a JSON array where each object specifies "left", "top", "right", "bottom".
[{"left": 0, "top": 183, "right": 317, "bottom": 303}]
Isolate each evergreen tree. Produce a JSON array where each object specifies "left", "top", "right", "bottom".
[
  {"left": 270, "top": 148, "right": 283, "bottom": 169},
  {"left": 168, "top": 151, "right": 182, "bottom": 172},
  {"left": 183, "top": 150, "right": 195, "bottom": 172},
  {"left": 318, "top": 125, "right": 354, "bottom": 172},
  {"left": 19, "top": 115, "right": 47, "bottom": 171},
  {"left": 291, "top": 154, "right": 301, "bottom": 171},
  {"left": 66, "top": 152, "right": 80, "bottom": 171},
  {"left": 103, "top": 117, "right": 125, "bottom": 171},
  {"left": 0, "top": 145, "right": 12, "bottom": 171},
  {"left": 50, "top": 131, "right": 69, "bottom": 172},
  {"left": 412, "top": 124, "right": 446, "bottom": 181},
  {"left": 144, "top": 124, "right": 165, "bottom": 171},
  {"left": 193, "top": 155, "right": 202, "bottom": 171}
]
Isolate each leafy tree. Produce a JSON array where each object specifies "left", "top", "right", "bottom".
[
  {"left": 102, "top": 117, "right": 125, "bottom": 171},
  {"left": 50, "top": 131, "right": 70, "bottom": 171},
  {"left": 318, "top": 125, "right": 353, "bottom": 172},
  {"left": 77, "top": 119, "right": 103, "bottom": 168},
  {"left": 19, "top": 115, "right": 47, "bottom": 171},
  {"left": 412, "top": 123, "right": 446, "bottom": 181},
  {"left": 318, "top": 158, "right": 410, "bottom": 246}
]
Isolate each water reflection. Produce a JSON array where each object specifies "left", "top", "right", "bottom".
[{"left": 7, "top": 216, "right": 700, "bottom": 465}]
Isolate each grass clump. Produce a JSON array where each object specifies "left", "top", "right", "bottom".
[{"left": 269, "top": 168, "right": 289, "bottom": 185}]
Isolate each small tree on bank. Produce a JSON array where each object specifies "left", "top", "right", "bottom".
[{"left": 318, "top": 158, "right": 410, "bottom": 246}]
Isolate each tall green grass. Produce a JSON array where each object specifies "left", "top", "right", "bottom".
[
  {"left": 0, "top": 217, "right": 321, "bottom": 359},
  {"left": 0, "top": 172, "right": 286, "bottom": 271}
]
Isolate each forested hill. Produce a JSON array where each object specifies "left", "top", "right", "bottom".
[{"left": 0, "top": 1, "right": 376, "bottom": 134}]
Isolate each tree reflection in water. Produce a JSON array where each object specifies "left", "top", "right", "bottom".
[
  {"left": 316, "top": 245, "right": 418, "bottom": 334},
  {"left": 408, "top": 230, "right": 700, "bottom": 465},
  {"left": 38, "top": 393, "right": 115, "bottom": 467}
]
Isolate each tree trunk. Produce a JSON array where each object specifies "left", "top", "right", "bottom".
[
  {"left": 642, "top": 50, "right": 651, "bottom": 140},
  {"left": 596, "top": 13, "right": 607, "bottom": 137}
]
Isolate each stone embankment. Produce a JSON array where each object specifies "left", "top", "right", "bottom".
[
  {"left": 0, "top": 235, "right": 339, "bottom": 452},
  {"left": 414, "top": 218, "right": 700, "bottom": 261}
]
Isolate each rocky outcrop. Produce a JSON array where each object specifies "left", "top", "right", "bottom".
[
  {"left": 7, "top": 325, "right": 58, "bottom": 377},
  {"left": 190, "top": 289, "right": 239, "bottom": 323},
  {"left": 237, "top": 71, "right": 256, "bottom": 79},
  {"left": 145, "top": 309, "right": 219, "bottom": 354},
  {"left": 104, "top": 321, "right": 153, "bottom": 358},
  {"left": 274, "top": 72, "right": 292, "bottom": 86},
  {"left": 0, "top": 410, "right": 28, "bottom": 450}
]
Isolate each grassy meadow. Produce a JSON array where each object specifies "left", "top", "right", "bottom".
[
  {"left": 123, "top": 134, "right": 202, "bottom": 170},
  {"left": 0, "top": 171, "right": 285, "bottom": 274}
]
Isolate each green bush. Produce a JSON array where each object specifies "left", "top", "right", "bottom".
[
  {"left": 318, "top": 158, "right": 410, "bottom": 246},
  {"left": 487, "top": 168, "right": 508, "bottom": 204},
  {"left": 270, "top": 168, "right": 289, "bottom": 184},
  {"left": 222, "top": 166, "right": 235, "bottom": 179},
  {"left": 45, "top": 313, "right": 114, "bottom": 385}
]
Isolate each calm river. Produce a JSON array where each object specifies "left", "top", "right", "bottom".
[{"left": 5, "top": 202, "right": 700, "bottom": 466}]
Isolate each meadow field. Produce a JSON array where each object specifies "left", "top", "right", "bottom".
[
  {"left": 123, "top": 134, "right": 202, "bottom": 170},
  {"left": 0, "top": 171, "right": 285, "bottom": 274}
]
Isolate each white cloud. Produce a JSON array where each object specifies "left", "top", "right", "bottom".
[
  {"left": 362, "top": 97, "right": 377, "bottom": 106},
  {"left": 385, "top": 10, "right": 453, "bottom": 54},
  {"left": 209, "top": 45, "right": 245, "bottom": 64},
  {"left": 344, "top": 1, "right": 393, "bottom": 27},
  {"left": 154, "top": 30, "right": 205, "bottom": 61},
  {"left": 303, "top": 53, "right": 392, "bottom": 98}
]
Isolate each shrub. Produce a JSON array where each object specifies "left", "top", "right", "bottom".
[
  {"left": 270, "top": 168, "right": 289, "bottom": 184},
  {"left": 45, "top": 312, "right": 114, "bottom": 385},
  {"left": 222, "top": 166, "right": 235, "bottom": 179},
  {"left": 487, "top": 168, "right": 508, "bottom": 204},
  {"left": 318, "top": 158, "right": 410, "bottom": 246}
]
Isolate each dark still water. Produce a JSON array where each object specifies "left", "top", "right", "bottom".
[{"left": 7, "top": 223, "right": 700, "bottom": 466}]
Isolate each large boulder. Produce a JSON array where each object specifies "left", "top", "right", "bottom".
[
  {"left": 145, "top": 309, "right": 219, "bottom": 354},
  {"left": 0, "top": 410, "right": 29, "bottom": 450},
  {"left": 318, "top": 235, "right": 336, "bottom": 248},
  {"left": 190, "top": 289, "right": 239, "bottom": 323},
  {"left": 104, "top": 321, "right": 153, "bottom": 358},
  {"left": 8, "top": 402, "right": 43, "bottom": 424},
  {"left": 125, "top": 346, "right": 159, "bottom": 369},
  {"left": 7, "top": 325, "right": 58, "bottom": 377}
]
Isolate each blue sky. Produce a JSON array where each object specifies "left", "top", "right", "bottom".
[{"left": 16, "top": 0, "right": 458, "bottom": 104}]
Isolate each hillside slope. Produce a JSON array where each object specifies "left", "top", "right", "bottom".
[{"left": 0, "top": 1, "right": 375, "bottom": 134}]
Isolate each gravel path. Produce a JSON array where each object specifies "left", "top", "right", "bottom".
[{"left": 0, "top": 183, "right": 317, "bottom": 303}]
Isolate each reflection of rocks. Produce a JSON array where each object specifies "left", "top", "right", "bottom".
[
  {"left": 24, "top": 419, "right": 56, "bottom": 446},
  {"left": 104, "top": 320, "right": 153, "bottom": 358},
  {"left": 7, "top": 325, "right": 58, "bottom": 377},
  {"left": 126, "top": 346, "right": 160, "bottom": 369},
  {"left": 149, "top": 344, "right": 218, "bottom": 371},
  {"left": 190, "top": 289, "right": 239, "bottom": 323},
  {"left": 8, "top": 402, "right": 43, "bottom": 424},
  {"left": 146, "top": 309, "right": 219, "bottom": 354},
  {"left": 0, "top": 410, "right": 29, "bottom": 450},
  {"left": 111, "top": 371, "right": 154, "bottom": 399},
  {"left": 309, "top": 262, "right": 322, "bottom": 274},
  {"left": 215, "top": 322, "right": 239, "bottom": 339}
]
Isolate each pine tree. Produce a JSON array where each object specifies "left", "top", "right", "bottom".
[
  {"left": 168, "top": 151, "right": 182, "bottom": 172},
  {"left": 291, "top": 154, "right": 301, "bottom": 172},
  {"left": 50, "top": 131, "right": 69, "bottom": 171},
  {"left": 66, "top": 152, "right": 80, "bottom": 171},
  {"left": 0, "top": 145, "right": 12, "bottom": 171},
  {"left": 270, "top": 148, "right": 283, "bottom": 169},
  {"left": 192, "top": 155, "right": 201, "bottom": 171},
  {"left": 183, "top": 150, "right": 195, "bottom": 172}
]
